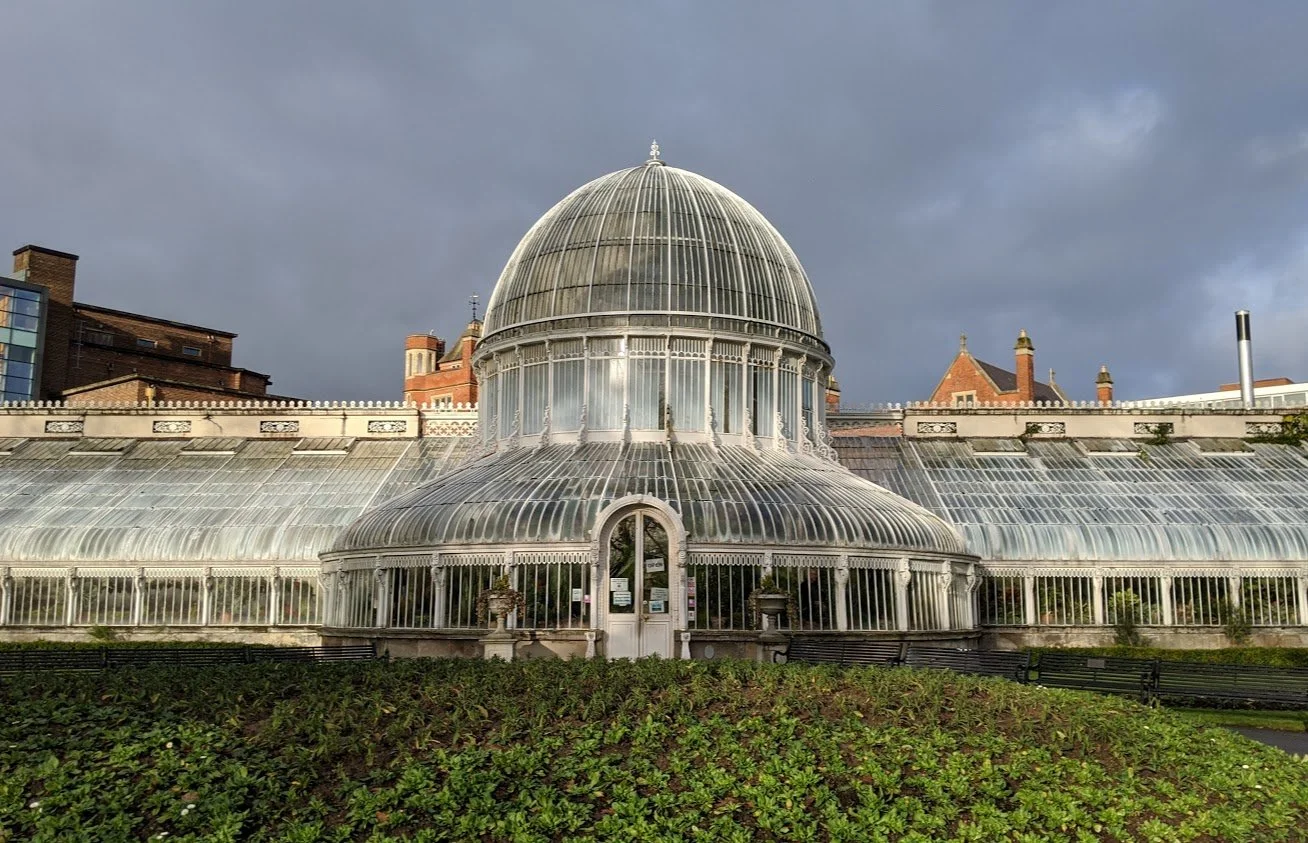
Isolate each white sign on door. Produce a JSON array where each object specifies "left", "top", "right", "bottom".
[
  {"left": 612, "top": 591, "right": 632, "bottom": 607},
  {"left": 644, "top": 557, "right": 665, "bottom": 573},
  {"left": 609, "top": 578, "right": 629, "bottom": 593},
  {"left": 648, "top": 587, "right": 669, "bottom": 602}
]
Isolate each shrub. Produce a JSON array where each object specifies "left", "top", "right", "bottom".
[
  {"left": 86, "top": 625, "right": 118, "bottom": 643},
  {"left": 1218, "top": 598, "right": 1253, "bottom": 646},
  {"left": 1109, "top": 590, "right": 1146, "bottom": 647}
]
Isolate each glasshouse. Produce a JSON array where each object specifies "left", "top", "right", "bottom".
[
  {"left": 318, "top": 147, "right": 981, "bottom": 659},
  {"left": 1, "top": 149, "right": 1306, "bottom": 655}
]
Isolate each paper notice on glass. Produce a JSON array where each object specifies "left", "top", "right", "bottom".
[
  {"left": 612, "top": 591, "right": 632, "bottom": 607},
  {"left": 686, "top": 577, "right": 697, "bottom": 597},
  {"left": 571, "top": 588, "right": 584, "bottom": 602},
  {"left": 648, "top": 599, "right": 666, "bottom": 613},
  {"left": 609, "top": 578, "right": 629, "bottom": 593},
  {"left": 644, "top": 557, "right": 665, "bottom": 573},
  {"left": 648, "top": 587, "right": 669, "bottom": 603}
]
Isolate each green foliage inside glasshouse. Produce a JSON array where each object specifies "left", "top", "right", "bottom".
[{"left": 2, "top": 658, "right": 1306, "bottom": 842}]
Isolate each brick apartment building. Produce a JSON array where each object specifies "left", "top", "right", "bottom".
[
  {"left": 402, "top": 320, "right": 481, "bottom": 406},
  {"left": 5, "top": 244, "right": 285, "bottom": 405}
]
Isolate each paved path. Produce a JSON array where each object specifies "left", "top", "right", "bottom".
[{"left": 1231, "top": 727, "right": 1308, "bottom": 756}]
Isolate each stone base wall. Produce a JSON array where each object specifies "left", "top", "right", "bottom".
[{"left": 323, "top": 628, "right": 985, "bottom": 662}]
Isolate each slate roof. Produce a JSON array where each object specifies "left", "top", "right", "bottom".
[{"left": 974, "top": 359, "right": 1066, "bottom": 402}]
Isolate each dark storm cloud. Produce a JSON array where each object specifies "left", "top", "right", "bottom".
[{"left": 3, "top": 1, "right": 1306, "bottom": 402}]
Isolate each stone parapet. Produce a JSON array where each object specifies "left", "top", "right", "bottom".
[
  {"left": 829, "top": 403, "right": 1299, "bottom": 440},
  {"left": 0, "top": 400, "right": 479, "bottom": 439}
]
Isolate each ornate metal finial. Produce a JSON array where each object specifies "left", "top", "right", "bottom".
[
  {"left": 959, "top": 333, "right": 967, "bottom": 352},
  {"left": 469, "top": 295, "right": 480, "bottom": 322},
  {"left": 649, "top": 139, "right": 660, "bottom": 161}
]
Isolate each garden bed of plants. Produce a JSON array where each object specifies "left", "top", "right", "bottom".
[{"left": 2, "top": 658, "right": 1307, "bottom": 842}]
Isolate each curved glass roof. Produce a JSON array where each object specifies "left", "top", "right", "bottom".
[
  {"left": 836, "top": 437, "right": 1308, "bottom": 563},
  {"left": 327, "top": 443, "right": 966, "bottom": 557},
  {"left": 0, "top": 437, "right": 475, "bottom": 564},
  {"left": 481, "top": 158, "right": 823, "bottom": 343}
]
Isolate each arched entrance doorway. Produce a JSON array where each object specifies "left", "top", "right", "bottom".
[{"left": 602, "top": 509, "right": 675, "bottom": 659}]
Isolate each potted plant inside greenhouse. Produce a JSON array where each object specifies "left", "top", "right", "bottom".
[{"left": 477, "top": 574, "right": 525, "bottom": 661}]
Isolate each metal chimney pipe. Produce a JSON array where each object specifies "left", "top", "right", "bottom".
[{"left": 1235, "top": 310, "right": 1254, "bottom": 408}]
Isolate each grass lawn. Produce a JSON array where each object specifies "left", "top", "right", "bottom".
[
  {"left": 1171, "top": 708, "right": 1307, "bottom": 733},
  {"left": 2, "top": 658, "right": 1307, "bottom": 842}
]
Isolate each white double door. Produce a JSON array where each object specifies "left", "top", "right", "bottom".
[{"left": 603, "top": 511, "right": 674, "bottom": 659}]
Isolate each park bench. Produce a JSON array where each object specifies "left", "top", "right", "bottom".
[
  {"left": 784, "top": 638, "right": 904, "bottom": 667},
  {"left": 1153, "top": 661, "right": 1308, "bottom": 707},
  {"left": 905, "top": 647, "right": 1032, "bottom": 683},
  {"left": 1032, "top": 652, "right": 1158, "bottom": 702}
]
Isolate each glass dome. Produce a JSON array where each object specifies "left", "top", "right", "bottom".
[
  {"left": 473, "top": 149, "right": 835, "bottom": 451},
  {"left": 481, "top": 149, "right": 823, "bottom": 346}
]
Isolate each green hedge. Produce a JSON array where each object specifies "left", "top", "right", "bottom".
[
  {"left": 1033, "top": 646, "right": 1308, "bottom": 668},
  {"left": 3, "top": 658, "right": 1307, "bottom": 841},
  {"left": 0, "top": 640, "right": 276, "bottom": 651}
]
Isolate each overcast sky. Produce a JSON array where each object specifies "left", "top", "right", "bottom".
[{"left": 3, "top": 1, "right": 1306, "bottom": 404}]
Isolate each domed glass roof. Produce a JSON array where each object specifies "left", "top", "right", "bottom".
[
  {"left": 325, "top": 443, "right": 967, "bottom": 557},
  {"left": 481, "top": 149, "right": 822, "bottom": 343}
]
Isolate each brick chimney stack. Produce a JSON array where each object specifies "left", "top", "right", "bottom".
[
  {"left": 825, "top": 374, "right": 841, "bottom": 414},
  {"left": 12, "top": 245, "right": 79, "bottom": 399},
  {"left": 1014, "top": 329, "right": 1035, "bottom": 402},
  {"left": 1096, "top": 364, "right": 1114, "bottom": 404}
]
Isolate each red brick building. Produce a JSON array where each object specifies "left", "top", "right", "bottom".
[
  {"left": 930, "top": 330, "right": 1073, "bottom": 405},
  {"left": 10, "top": 244, "right": 285, "bottom": 404},
  {"left": 402, "top": 321, "right": 481, "bottom": 406}
]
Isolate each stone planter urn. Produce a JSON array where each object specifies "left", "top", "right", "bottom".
[
  {"left": 478, "top": 576, "right": 522, "bottom": 661},
  {"left": 485, "top": 592, "right": 517, "bottom": 635},
  {"left": 755, "top": 592, "right": 789, "bottom": 624},
  {"left": 751, "top": 578, "right": 792, "bottom": 662}
]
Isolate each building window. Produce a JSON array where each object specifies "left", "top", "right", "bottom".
[
  {"left": 1, "top": 282, "right": 45, "bottom": 402},
  {"left": 952, "top": 391, "right": 977, "bottom": 406},
  {"left": 136, "top": 338, "right": 158, "bottom": 350},
  {"left": 85, "top": 329, "right": 114, "bottom": 346},
  {"left": 182, "top": 346, "right": 202, "bottom": 357}
]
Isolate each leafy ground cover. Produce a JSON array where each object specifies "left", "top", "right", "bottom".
[
  {"left": 2, "top": 659, "right": 1307, "bottom": 842},
  {"left": 1031, "top": 646, "right": 1308, "bottom": 668}
]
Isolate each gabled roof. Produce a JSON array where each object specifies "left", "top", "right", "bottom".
[
  {"left": 437, "top": 321, "right": 482, "bottom": 366},
  {"left": 974, "top": 358, "right": 1066, "bottom": 402}
]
